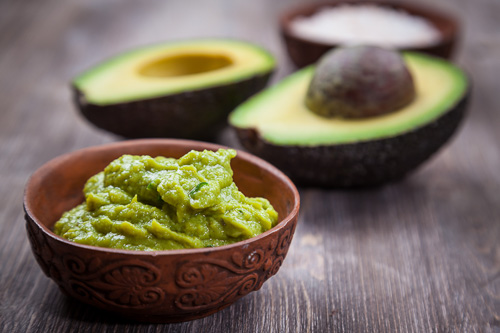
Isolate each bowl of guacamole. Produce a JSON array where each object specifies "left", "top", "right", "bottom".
[
  {"left": 54, "top": 148, "right": 279, "bottom": 250},
  {"left": 24, "top": 139, "right": 300, "bottom": 323}
]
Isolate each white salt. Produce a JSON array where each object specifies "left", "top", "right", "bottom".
[{"left": 290, "top": 4, "right": 441, "bottom": 48}]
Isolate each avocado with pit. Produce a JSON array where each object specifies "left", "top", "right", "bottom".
[
  {"left": 229, "top": 48, "right": 469, "bottom": 187},
  {"left": 73, "top": 39, "right": 275, "bottom": 139}
]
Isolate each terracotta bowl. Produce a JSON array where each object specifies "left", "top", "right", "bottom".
[
  {"left": 23, "top": 139, "right": 300, "bottom": 323},
  {"left": 280, "top": 0, "right": 459, "bottom": 68}
]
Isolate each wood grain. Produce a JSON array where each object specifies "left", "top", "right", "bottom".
[{"left": 0, "top": 0, "right": 499, "bottom": 332}]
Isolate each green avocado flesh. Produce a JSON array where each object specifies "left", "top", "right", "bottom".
[
  {"left": 53, "top": 149, "right": 278, "bottom": 251},
  {"left": 73, "top": 39, "right": 275, "bottom": 105},
  {"left": 230, "top": 52, "right": 467, "bottom": 146}
]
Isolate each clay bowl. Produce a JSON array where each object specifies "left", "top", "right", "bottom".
[
  {"left": 23, "top": 139, "right": 299, "bottom": 323},
  {"left": 280, "top": 0, "right": 459, "bottom": 67}
]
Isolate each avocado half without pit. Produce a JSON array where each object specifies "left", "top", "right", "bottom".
[
  {"left": 73, "top": 39, "right": 275, "bottom": 139},
  {"left": 229, "top": 45, "right": 469, "bottom": 187}
]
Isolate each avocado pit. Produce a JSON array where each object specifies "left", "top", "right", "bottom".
[{"left": 305, "top": 45, "right": 416, "bottom": 118}]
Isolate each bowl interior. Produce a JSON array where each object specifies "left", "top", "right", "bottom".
[
  {"left": 281, "top": 0, "right": 457, "bottom": 48},
  {"left": 25, "top": 139, "right": 298, "bottom": 237}
]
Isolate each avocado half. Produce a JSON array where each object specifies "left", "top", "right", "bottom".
[
  {"left": 229, "top": 52, "right": 469, "bottom": 187},
  {"left": 73, "top": 39, "right": 275, "bottom": 139}
]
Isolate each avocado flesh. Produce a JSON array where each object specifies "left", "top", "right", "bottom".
[
  {"left": 74, "top": 39, "right": 275, "bottom": 105},
  {"left": 230, "top": 52, "right": 467, "bottom": 146}
]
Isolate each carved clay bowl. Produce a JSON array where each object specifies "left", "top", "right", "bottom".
[
  {"left": 280, "top": 0, "right": 459, "bottom": 67},
  {"left": 23, "top": 139, "right": 300, "bottom": 323}
]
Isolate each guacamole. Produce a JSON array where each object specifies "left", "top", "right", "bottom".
[{"left": 54, "top": 149, "right": 278, "bottom": 251}]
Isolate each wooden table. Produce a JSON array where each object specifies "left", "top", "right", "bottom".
[{"left": 1, "top": 0, "right": 499, "bottom": 331}]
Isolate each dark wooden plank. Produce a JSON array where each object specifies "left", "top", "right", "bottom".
[{"left": 0, "top": 0, "right": 499, "bottom": 332}]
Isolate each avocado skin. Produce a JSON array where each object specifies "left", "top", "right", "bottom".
[
  {"left": 234, "top": 92, "right": 468, "bottom": 188},
  {"left": 74, "top": 72, "right": 272, "bottom": 140}
]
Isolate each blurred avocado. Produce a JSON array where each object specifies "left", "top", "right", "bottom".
[{"left": 73, "top": 39, "right": 275, "bottom": 139}]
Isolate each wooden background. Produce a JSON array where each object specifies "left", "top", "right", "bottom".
[{"left": 1, "top": 0, "right": 499, "bottom": 332}]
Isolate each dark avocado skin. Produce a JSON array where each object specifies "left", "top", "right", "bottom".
[
  {"left": 74, "top": 72, "right": 272, "bottom": 140},
  {"left": 234, "top": 92, "right": 468, "bottom": 188}
]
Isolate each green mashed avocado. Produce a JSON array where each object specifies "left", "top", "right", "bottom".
[{"left": 54, "top": 149, "right": 278, "bottom": 251}]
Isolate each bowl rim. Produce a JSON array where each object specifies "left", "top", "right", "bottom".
[
  {"left": 279, "top": 0, "right": 458, "bottom": 49},
  {"left": 23, "top": 138, "right": 300, "bottom": 256}
]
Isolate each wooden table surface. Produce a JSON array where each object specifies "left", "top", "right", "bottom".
[{"left": 1, "top": 0, "right": 499, "bottom": 332}]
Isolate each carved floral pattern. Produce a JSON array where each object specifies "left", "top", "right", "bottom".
[
  {"left": 25, "top": 215, "right": 61, "bottom": 281},
  {"left": 26, "top": 210, "right": 297, "bottom": 316},
  {"left": 63, "top": 256, "right": 165, "bottom": 308},
  {"left": 174, "top": 224, "right": 295, "bottom": 311}
]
